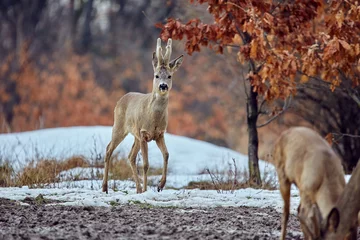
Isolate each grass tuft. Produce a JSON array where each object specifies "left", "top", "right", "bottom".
[{"left": 186, "top": 158, "right": 277, "bottom": 193}]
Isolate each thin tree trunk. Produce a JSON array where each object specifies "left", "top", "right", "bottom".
[
  {"left": 247, "top": 85, "right": 262, "bottom": 186},
  {"left": 79, "top": 0, "right": 93, "bottom": 54}
]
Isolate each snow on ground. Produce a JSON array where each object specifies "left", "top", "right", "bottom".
[
  {"left": 57, "top": 169, "right": 214, "bottom": 189},
  {"left": 0, "top": 183, "right": 301, "bottom": 214},
  {"left": 0, "top": 126, "right": 350, "bottom": 213},
  {"left": 0, "top": 126, "right": 276, "bottom": 177}
]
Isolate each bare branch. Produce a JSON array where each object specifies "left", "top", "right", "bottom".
[
  {"left": 332, "top": 133, "right": 360, "bottom": 138},
  {"left": 256, "top": 96, "right": 292, "bottom": 128},
  {"left": 242, "top": 70, "right": 249, "bottom": 99},
  {"left": 258, "top": 98, "right": 266, "bottom": 115},
  {"left": 297, "top": 70, "right": 360, "bottom": 108}
]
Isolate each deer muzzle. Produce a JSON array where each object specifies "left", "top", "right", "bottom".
[{"left": 159, "top": 83, "right": 169, "bottom": 92}]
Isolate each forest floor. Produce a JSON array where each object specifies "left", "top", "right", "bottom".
[{"left": 0, "top": 197, "right": 303, "bottom": 240}]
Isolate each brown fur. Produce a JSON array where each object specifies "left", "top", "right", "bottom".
[
  {"left": 272, "top": 127, "right": 346, "bottom": 240},
  {"left": 102, "top": 38, "right": 183, "bottom": 194}
]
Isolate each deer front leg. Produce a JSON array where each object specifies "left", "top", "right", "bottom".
[
  {"left": 128, "top": 139, "right": 142, "bottom": 194},
  {"left": 102, "top": 133, "right": 126, "bottom": 193},
  {"left": 139, "top": 131, "right": 150, "bottom": 193},
  {"left": 156, "top": 135, "right": 169, "bottom": 192}
]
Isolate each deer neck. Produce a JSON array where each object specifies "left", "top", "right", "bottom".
[{"left": 150, "top": 90, "right": 169, "bottom": 111}]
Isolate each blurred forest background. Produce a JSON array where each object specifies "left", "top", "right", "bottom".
[{"left": 0, "top": 0, "right": 359, "bottom": 173}]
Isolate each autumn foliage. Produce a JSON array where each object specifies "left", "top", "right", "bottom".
[
  {"left": 158, "top": 0, "right": 360, "bottom": 101},
  {"left": 1, "top": 0, "right": 359, "bottom": 174}
]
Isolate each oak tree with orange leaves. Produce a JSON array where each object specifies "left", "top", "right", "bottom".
[{"left": 158, "top": 0, "right": 360, "bottom": 185}]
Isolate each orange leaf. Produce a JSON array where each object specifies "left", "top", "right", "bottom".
[
  {"left": 339, "top": 40, "right": 351, "bottom": 51},
  {"left": 335, "top": 10, "right": 344, "bottom": 28},
  {"left": 250, "top": 40, "right": 257, "bottom": 59},
  {"left": 325, "top": 133, "right": 333, "bottom": 146},
  {"left": 300, "top": 75, "right": 309, "bottom": 83}
]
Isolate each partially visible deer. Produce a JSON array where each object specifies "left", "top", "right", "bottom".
[
  {"left": 272, "top": 127, "right": 356, "bottom": 240},
  {"left": 298, "top": 160, "right": 360, "bottom": 240},
  {"left": 102, "top": 38, "right": 183, "bottom": 194}
]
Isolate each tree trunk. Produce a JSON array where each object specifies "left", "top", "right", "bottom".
[
  {"left": 78, "top": 0, "right": 93, "bottom": 54},
  {"left": 247, "top": 85, "right": 262, "bottom": 186}
]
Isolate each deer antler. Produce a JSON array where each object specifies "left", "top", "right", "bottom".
[
  {"left": 156, "top": 38, "right": 163, "bottom": 66},
  {"left": 163, "top": 38, "right": 172, "bottom": 65}
]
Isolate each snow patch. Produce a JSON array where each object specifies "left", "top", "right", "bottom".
[{"left": 0, "top": 184, "right": 301, "bottom": 214}]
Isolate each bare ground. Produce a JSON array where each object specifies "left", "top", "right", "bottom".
[{"left": 0, "top": 197, "right": 304, "bottom": 240}]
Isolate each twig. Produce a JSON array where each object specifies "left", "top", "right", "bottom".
[
  {"left": 231, "top": 158, "right": 238, "bottom": 193},
  {"left": 258, "top": 98, "right": 266, "bottom": 115},
  {"left": 257, "top": 96, "right": 292, "bottom": 128},
  {"left": 225, "top": 2, "right": 247, "bottom": 12},
  {"left": 332, "top": 133, "right": 360, "bottom": 138},
  {"left": 142, "top": 11, "right": 155, "bottom": 25},
  {"left": 242, "top": 71, "right": 249, "bottom": 99},
  {"left": 206, "top": 168, "right": 220, "bottom": 193}
]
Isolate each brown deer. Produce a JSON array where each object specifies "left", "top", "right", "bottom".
[
  {"left": 102, "top": 38, "right": 183, "bottom": 194},
  {"left": 298, "top": 160, "right": 360, "bottom": 240},
  {"left": 272, "top": 127, "right": 357, "bottom": 240}
]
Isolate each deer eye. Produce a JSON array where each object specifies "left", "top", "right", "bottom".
[
  {"left": 155, "top": 75, "right": 159, "bottom": 78},
  {"left": 168, "top": 76, "right": 171, "bottom": 79}
]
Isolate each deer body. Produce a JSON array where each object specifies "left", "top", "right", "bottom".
[
  {"left": 118, "top": 92, "right": 168, "bottom": 141},
  {"left": 273, "top": 127, "right": 346, "bottom": 240},
  {"left": 102, "top": 38, "right": 183, "bottom": 194}
]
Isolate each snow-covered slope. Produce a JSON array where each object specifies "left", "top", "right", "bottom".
[
  {"left": 0, "top": 126, "right": 276, "bottom": 177},
  {"left": 0, "top": 127, "right": 353, "bottom": 214}
]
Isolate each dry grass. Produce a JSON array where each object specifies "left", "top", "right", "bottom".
[
  {"left": 0, "top": 151, "right": 164, "bottom": 188},
  {"left": 15, "top": 156, "right": 90, "bottom": 187},
  {"left": 186, "top": 158, "right": 277, "bottom": 193},
  {"left": 0, "top": 161, "right": 13, "bottom": 187},
  {"left": 109, "top": 153, "right": 163, "bottom": 180},
  {"left": 109, "top": 157, "right": 133, "bottom": 180},
  {"left": 62, "top": 156, "right": 89, "bottom": 171},
  {"left": 0, "top": 156, "right": 90, "bottom": 187}
]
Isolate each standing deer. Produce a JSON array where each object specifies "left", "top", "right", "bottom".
[
  {"left": 102, "top": 38, "right": 183, "bottom": 194},
  {"left": 298, "top": 160, "right": 360, "bottom": 240},
  {"left": 272, "top": 127, "right": 357, "bottom": 240}
]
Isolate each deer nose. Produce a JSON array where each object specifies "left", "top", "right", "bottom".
[{"left": 159, "top": 83, "right": 169, "bottom": 91}]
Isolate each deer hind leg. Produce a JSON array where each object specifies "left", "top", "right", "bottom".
[
  {"left": 128, "top": 138, "right": 141, "bottom": 193},
  {"left": 156, "top": 135, "right": 169, "bottom": 192},
  {"left": 279, "top": 176, "right": 291, "bottom": 240},
  {"left": 102, "top": 130, "right": 126, "bottom": 193}
]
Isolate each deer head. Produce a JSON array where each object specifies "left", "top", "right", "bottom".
[
  {"left": 298, "top": 161, "right": 360, "bottom": 240},
  {"left": 152, "top": 38, "right": 183, "bottom": 96},
  {"left": 298, "top": 204, "right": 357, "bottom": 240}
]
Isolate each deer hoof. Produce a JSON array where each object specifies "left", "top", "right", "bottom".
[
  {"left": 157, "top": 183, "right": 164, "bottom": 192},
  {"left": 102, "top": 183, "right": 108, "bottom": 194}
]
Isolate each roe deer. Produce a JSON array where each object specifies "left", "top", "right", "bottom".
[
  {"left": 272, "top": 127, "right": 350, "bottom": 240},
  {"left": 102, "top": 38, "right": 183, "bottom": 194},
  {"left": 298, "top": 160, "right": 360, "bottom": 240}
]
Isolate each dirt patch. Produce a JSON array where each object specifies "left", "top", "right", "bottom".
[{"left": 0, "top": 197, "right": 303, "bottom": 240}]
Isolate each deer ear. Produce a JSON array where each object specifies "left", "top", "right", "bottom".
[
  {"left": 298, "top": 203, "right": 322, "bottom": 239},
  {"left": 298, "top": 205, "right": 315, "bottom": 239},
  {"left": 308, "top": 204, "right": 322, "bottom": 237},
  {"left": 325, "top": 207, "right": 340, "bottom": 233},
  {"left": 152, "top": 51, "right": 158, "bottom": 69},
  {"left": 169, "top": 55, "right": 183, "bottom": 72}
]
